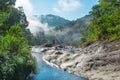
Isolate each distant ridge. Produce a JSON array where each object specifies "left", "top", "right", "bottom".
[{"left": 39, "top": 14, "right": 70, "bottom": 27}]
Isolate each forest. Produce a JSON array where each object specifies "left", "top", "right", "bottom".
[
  {"left": 0, "top": 0, "right": 36, "bottom": 80},
  {"left": 81, "top": 0, "right": 120, "bottom": 43}
]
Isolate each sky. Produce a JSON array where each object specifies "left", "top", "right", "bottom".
[{"left": 15, "top": 0, "right": 99, "bottom": 20}]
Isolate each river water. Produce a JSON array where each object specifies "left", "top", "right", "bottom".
[{"left": 31, "top": 47, "right": 86, "bottom": 80}]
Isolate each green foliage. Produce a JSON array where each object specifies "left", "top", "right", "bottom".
[
  {"left": 80, "top": 37, "right": 87, "bottom": 43},
  {"left": 9, "top": 24, "right": 22, "bottom": 34},
  {"left": 82, "top": 0, "right": 120, "bottom": 42},
  {"left": 0, "top": 0, "right": 36, "bottom": 80}
]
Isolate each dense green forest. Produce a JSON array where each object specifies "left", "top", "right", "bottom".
[
  {"left": 0, "top": 0, "right": 36, "bottom": 80},
  {"left": 81, "top": 0, "right": 120, "bottom": 43}
]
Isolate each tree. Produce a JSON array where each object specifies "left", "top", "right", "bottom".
[
  {"left": 85, "top": 0, "right": 120, "bottom": 42},
  {"left": 0, "top": 0, "right": 36, "bottom": 80}
]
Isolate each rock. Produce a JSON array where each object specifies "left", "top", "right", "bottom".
[
  {"left": 55, "top": 51, "right": 63, "bottom": 55},
  {"left": 55, "top": 45, "right": 65, "bottom": 49},
  {"left": 42, "top": 42, "right": 120, "bottom": 80},
  {"left": 41, "top": 48, "right": 48, "bottom": 52},
  {"left": 43, "top": 43, "right": 53, "bottom": 47}
]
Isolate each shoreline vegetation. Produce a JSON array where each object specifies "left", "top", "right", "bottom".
[
  {"left": 0, "top": 0, "right": 36, "bottom": 80},
  {"left": 80, "top": 0, "right": 120, "bottom": 43}
]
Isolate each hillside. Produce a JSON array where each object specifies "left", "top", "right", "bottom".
[
  {"left": 36, "top": 14, "right": 70, "bottom": 27},
  {"left": 33, "top": 15, "right": 92, "bottom": 45},
  {"left": 53, "top": 15, "right": 92, "bottom": 45},
  {"left": 55, "top": 15, "right": 92, "bottom": 31}
]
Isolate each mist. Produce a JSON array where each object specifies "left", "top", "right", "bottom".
[
  {"left": 15, "top": 0, "right": 51, "bottom": 35},
  {"left": 15, "top": 0, "right": 83, "bottom": 46},
  {"left": 27, "top": 16, "right": 51, "bottom": 35},
  {"left": 33, "top": 23, "right": 82, "bottom": 45}
]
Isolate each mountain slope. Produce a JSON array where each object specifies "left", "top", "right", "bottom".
[
  {"left": 39, "top": 14, "right": 70, "bottom": 27},
  {"left": 55, "top": 15, "right": 92, "bottom": 31},
  {"left": 53, "top": 15, "right": 92, "bottom": 45},
  {"left": 32, "top": 15, "right": 92, "bottom": 46}
]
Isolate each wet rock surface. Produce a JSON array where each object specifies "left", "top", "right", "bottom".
[{"left": 38, "top": 42, "right": 120, "bottom": 80}]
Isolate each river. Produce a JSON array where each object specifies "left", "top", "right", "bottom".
[{"left": 31, "top": 47, "right": 86, "bottom": 80}]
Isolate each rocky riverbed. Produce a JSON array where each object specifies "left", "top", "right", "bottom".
[{"left": 38, "top": 41, "right": 120, "bottom": 80}]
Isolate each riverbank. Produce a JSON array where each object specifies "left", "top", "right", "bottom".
[
  {"left": 31, "top": 46, "right": 86, "bottom": 80},
  {"left": 41, "top": 41, "right": 120, "bottom": 80}
]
